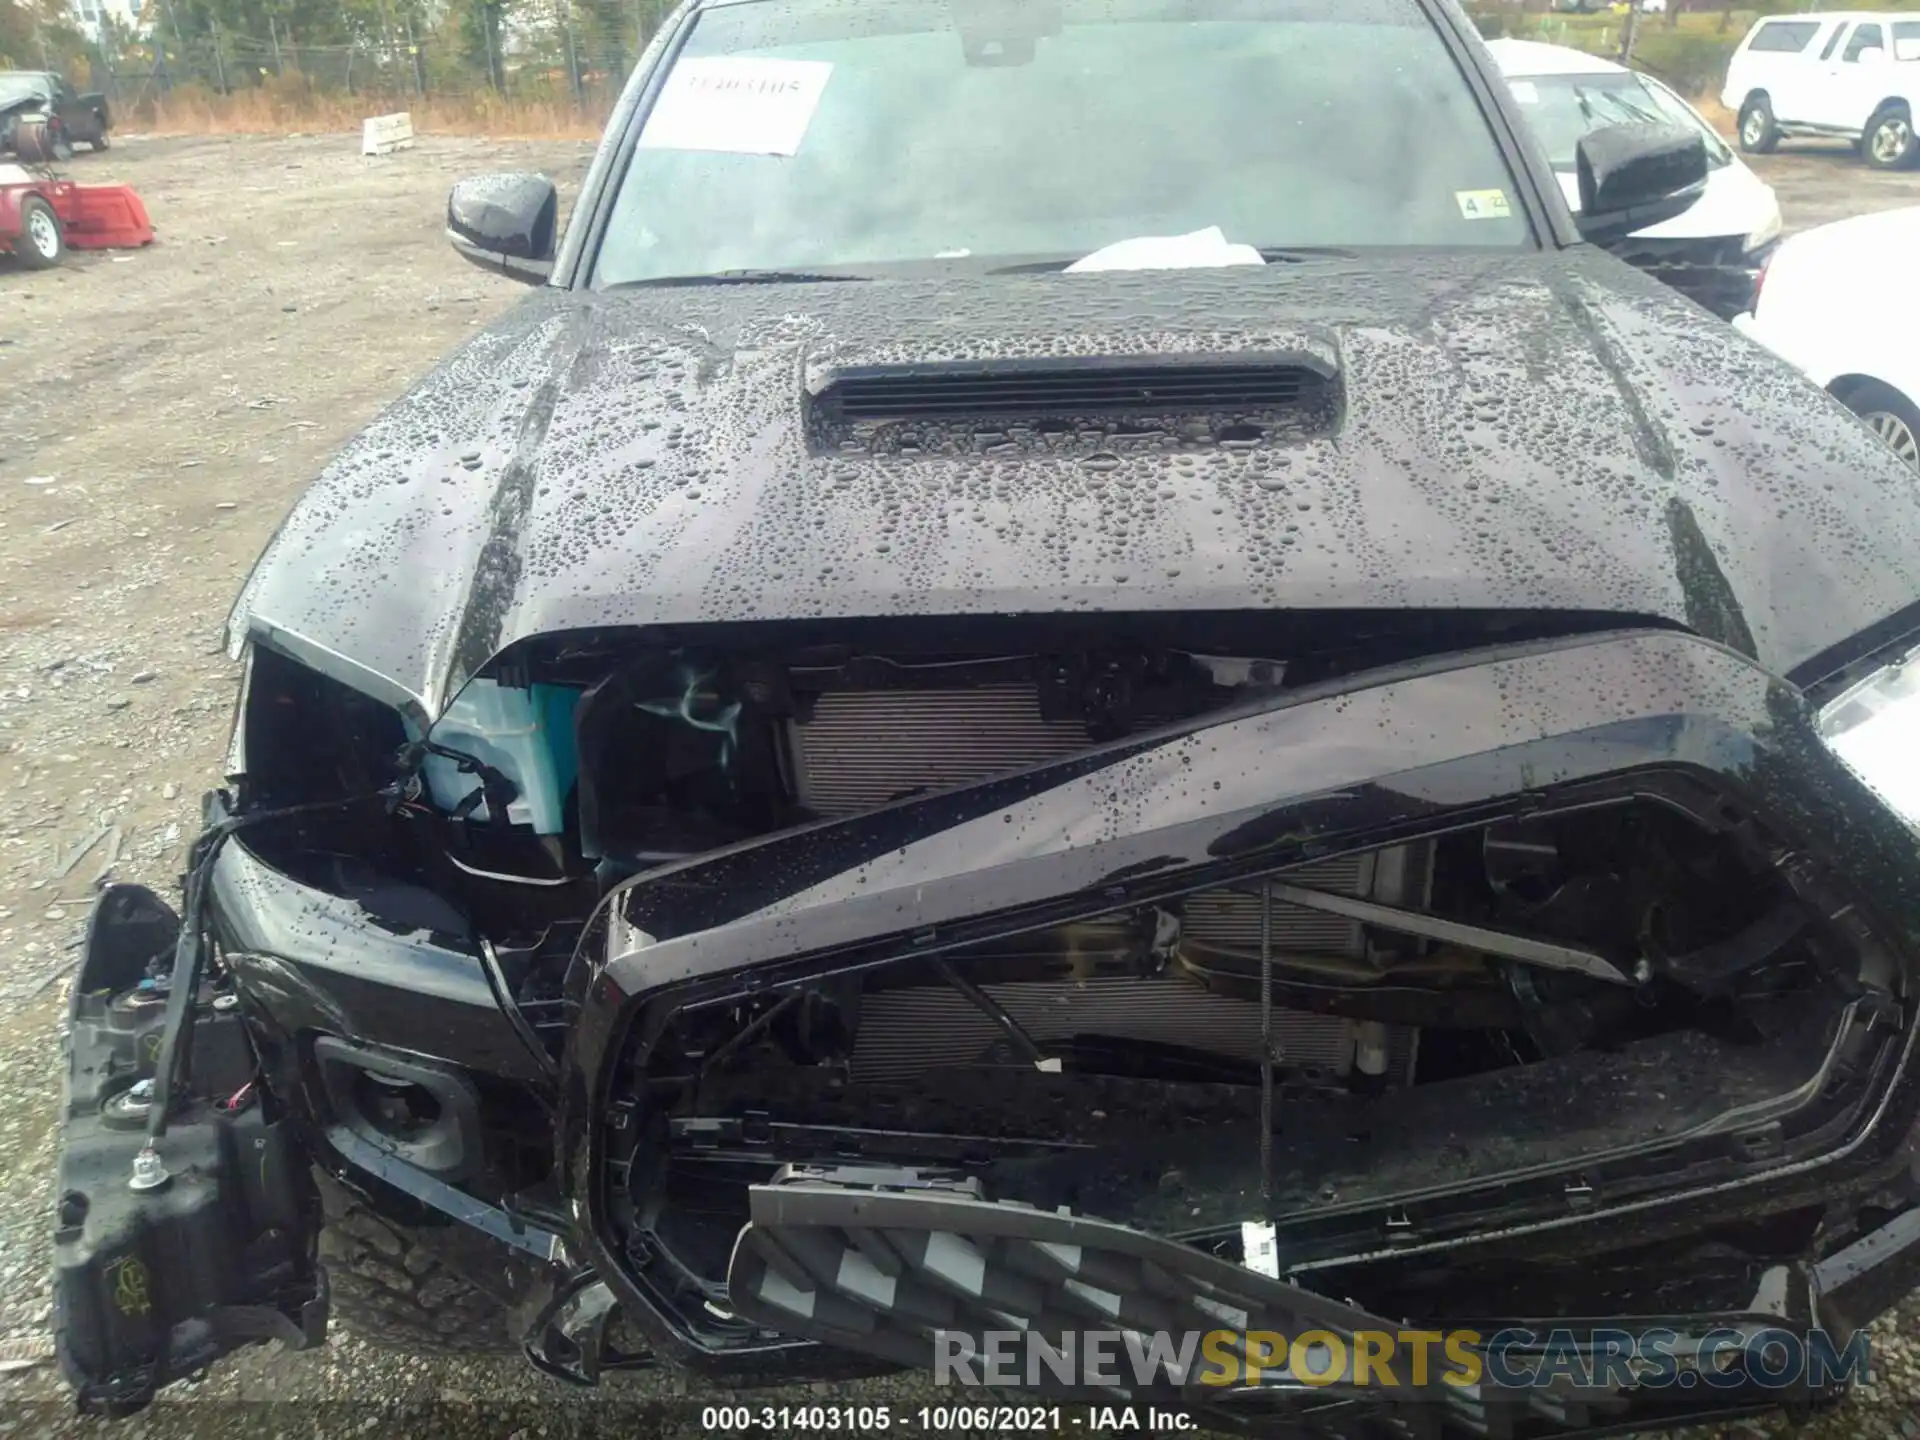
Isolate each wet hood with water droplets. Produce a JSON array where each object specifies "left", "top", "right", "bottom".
[{"left": 232, "top": 251, "right": 1920, "bottom": 719}]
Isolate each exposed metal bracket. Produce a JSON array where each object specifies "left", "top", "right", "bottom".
[
  {"left": 325, "top": 1126, "right": 567, "bottom": 1263},
  {"left": 1264, "top": 881, "right": 1633, "bottom": 986},
  {"left": 933, "top": 959, "right": 1060, "bottom": 1070}
]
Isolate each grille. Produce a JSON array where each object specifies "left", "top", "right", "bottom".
[
  {"left": 816, "top": 359, "right": 1324, "bottom": 422},
  {"left": 791, "top": 685, "right": 1092, "bottom": 819},
  {"left": 846, "top": 975, "right": 1404, "bottom": 1084}
]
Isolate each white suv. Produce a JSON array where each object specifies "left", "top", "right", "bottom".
[{"left": 1722, "top": 11, "right": 1920, "bottom": 169}]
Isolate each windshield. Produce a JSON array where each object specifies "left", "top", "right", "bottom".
[
  {"left": 1507, "top": 69, "right": 1731, "bottom": 173},
  {"left": 594, "top": 0, "right": 1530, "bottom": 286}
]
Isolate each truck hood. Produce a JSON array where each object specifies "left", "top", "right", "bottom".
[{"left": 231, "top": 250, "right": 1920, "bottom": 720}]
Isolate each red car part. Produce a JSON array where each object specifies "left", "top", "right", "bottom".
[
  {"left": 47, "top": 179, "right": 154, "bottom": 248},
  {"left": 0, "top": 167, "right": 153, "bottom": 262}
]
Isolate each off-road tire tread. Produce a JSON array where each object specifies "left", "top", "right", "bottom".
[{"left": 318, "top": 1174, "right": 522, "bottom": 1354}]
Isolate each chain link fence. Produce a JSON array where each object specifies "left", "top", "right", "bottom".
[{"left": 72, "top": 3, "right": 681, "bottom": 128}]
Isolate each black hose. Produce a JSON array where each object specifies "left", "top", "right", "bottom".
[{"left": 479, "top": 936, "right": 561, "bottom": 1088}]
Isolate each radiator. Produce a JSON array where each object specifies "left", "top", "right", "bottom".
[
  {"left": 791, "top": 684, "right": 1094, "bottom": 818},
  {"left": 1181, "top": 849, "right": 1426, "bottom": 949}
]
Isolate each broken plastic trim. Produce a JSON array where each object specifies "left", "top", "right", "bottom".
[
  {"left": 147, "top": 793, "right": 398, "bottom": 1149},
  {"left": 147, "top": 743, "right": 455, "bottom": 1157},
  {"left": 723, "top": 1166, "right": 1882, "bottom": 1433},
  {"left": 726, "top": 1163, "right": 1439, "bottom": 1406},
  {"left": 521, "top": 1270, "right": 655, "bottom": 1385}
]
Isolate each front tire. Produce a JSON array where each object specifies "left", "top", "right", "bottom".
[
  {"left": 1837, "top": 378, "right": 1920, "bottom": 469},
  {"left": 317, "top": 1171, "right": 540, "bottom": 1354},
  {"left": 1864, "top": 105, "right": 1918, "bottom": 170},
  {"left": 89, "top": 131, "right": 109, "bottom": 153},
  {"left": 15, "top": 195, "right": 64, "bottom": 270},
  {"left": 1739, "top": 95, "right": 1780, "bottom": 154}
]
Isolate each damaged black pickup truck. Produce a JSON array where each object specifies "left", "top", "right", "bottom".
[{"left": 53, "top": 0, "right": 1920, "bottom": 1434}]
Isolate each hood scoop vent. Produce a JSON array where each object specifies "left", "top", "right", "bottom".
[{"left": 809, "top": 353, "right": 1338, "bottom": 427}]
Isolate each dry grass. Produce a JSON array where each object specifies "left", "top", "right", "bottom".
[
  {"left": 1695, "top": 95, "right": 1737, "bottom": 139},
  {"left": 130, "top": 77, "right": 607, "bottom": 141},
  {"left": 122, "top": 64, "right": 1744, "bottom": 145}
]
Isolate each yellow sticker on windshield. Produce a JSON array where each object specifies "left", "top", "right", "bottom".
[{"left": 1456, "top": 189, "right": 1512, "bottom": 221}]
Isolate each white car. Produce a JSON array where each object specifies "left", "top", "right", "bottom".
[
  {"left": 1734, "top": 205, "right": 1920, "bottom": 468},
  {"left": 1721, "top": 11, "right": 1920, "bottom": 170},
  {"left": 1489, "top": 39, "right": 1783, "bottom": 317}
]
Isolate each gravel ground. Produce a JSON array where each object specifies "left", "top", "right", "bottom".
[{"left": 4, "top": 132, "right": 1920, "bottom": 1438}]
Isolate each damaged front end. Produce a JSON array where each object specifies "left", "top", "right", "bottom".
[
  {"left": 558, "top": 627, "right": 1920, "bottom": 1432},
  {"left": 52, "top": 619, "right": 1920, "bottom": 1433}
]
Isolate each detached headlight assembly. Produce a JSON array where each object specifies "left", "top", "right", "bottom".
[{"left": 1818, "top": 647, "right": 1920, "bottom": 827}]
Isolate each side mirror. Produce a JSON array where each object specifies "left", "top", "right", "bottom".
[
  {"left": 447, "top": 173, "right": 558, "bottom": 285},
  {"left": 1574, "top": 122, "right": 1710, "bottom": 247},
  {"left": 1857, "top": 46, "right": 1888, "bottom": 67}
]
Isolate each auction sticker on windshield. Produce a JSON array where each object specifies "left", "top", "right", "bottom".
[
  {"left": 639, "top": 57, "right": 834, "bottom": 157},
  {"left": 1455, "top": 189, "right": 1512, "bottom": 220}
]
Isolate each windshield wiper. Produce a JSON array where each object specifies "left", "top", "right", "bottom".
[
  {"left": 988, "top": 245, "right": 1357, "bottom": 275},
  {"left": 606, "top": 270, "right": 872, "bottom": 289},
  {"left": 1258, "top": 246, "right": 1358, "bottom": 263}
]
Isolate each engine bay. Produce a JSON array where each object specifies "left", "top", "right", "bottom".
[{"left": 419, "top": 641, "right": 1293, "bottom": 886}]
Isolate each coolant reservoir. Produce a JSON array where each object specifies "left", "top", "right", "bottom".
[{"left": 416, "top": 679, "right": 579, "bottom": 836}]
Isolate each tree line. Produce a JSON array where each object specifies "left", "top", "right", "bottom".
[{"left": 2, "top": 0, "right": 677, "bottom": 106}]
